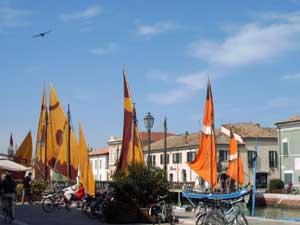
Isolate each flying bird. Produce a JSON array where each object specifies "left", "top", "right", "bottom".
[{"left": 33, "top": 29, "right": 52, "bottom": 38}]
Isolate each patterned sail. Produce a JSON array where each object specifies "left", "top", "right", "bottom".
[
  {"left": 78, "top": 124, "right": 95, "bottom": 196},
  {"left": 227, "top": 127, "right": 245, "bottom": 185},
  {"left": 48, "top": 84, "right": 78, "bottom": 181},
  {"left": 188, "top": 80, "right": 218, "bottom": 189},
  {"left": 35, "top": 85, "right": 48, "bottom": 178},
  {"left": 116, "top": 66, "right": 145, "bottom": 174},
  {"left": 15, "top": 131, "right": 32, "bottom": 166}
]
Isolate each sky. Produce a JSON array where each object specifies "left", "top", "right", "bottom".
[{"left": 1, "top": 0, "right": 300, "bottom": 154}]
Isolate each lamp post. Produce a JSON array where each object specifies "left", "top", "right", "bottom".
[{"left": 144, "top": 112, "right": 154, "bottom": 166}]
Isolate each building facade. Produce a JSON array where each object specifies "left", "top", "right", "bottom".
[
  {"left": 89, "top": 147, "right": 109, "bottom": 181},
  {"left": 89, "top": 123, "right": 279, "bottom": 190},
  {"left": 144, "top": 123, "right": 278, "bottom": 190},
  {"left": 275, "top": 115, "right": 300, "bottom": 187}
]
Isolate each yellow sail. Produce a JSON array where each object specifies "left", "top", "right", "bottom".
[
  {"left": 48, "top": 84, "right": 78, "bottom": 181},
  {"left": 15, "top": 131, "right": 32, "bottom": 166},
  {"left": 117, "top": 67, "right": 145, "bottom": 174},
  {"left": 78, "top": 124, "right": 95, "bottom": 196},
  {"left": 35, "top": 85, "right": 47, "bottom": 178}
]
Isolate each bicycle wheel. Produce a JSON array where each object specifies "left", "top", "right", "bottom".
[
  {"left": 165, "top": 204, "right": 175, "bottom": 225},
  {"left": 203, "top": 210, "right": 226, "bottom": 225},
  {"left": 235, "top": 212, "right": 248, "bottom": 225},
  {"left": 42, "top": 198, "right": 55, "bottom": 213},
  {"left": 195, "top": 212, "right": 207, "bottom": 225}
]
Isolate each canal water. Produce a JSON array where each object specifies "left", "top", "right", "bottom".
[{"left": 246, "top": 207, "right": 300, "bottom": 222}]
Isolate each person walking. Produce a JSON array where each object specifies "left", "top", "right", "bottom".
[
  {"left": 0, "top": 174, "right": 16, "bottom": 221},
  {"left": 22, "top": 172, "right": 33, "bottom": 205}
]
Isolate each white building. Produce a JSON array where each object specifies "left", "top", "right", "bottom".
[{"left": 89, "top": 147, "right": 109, "bottom": 181}]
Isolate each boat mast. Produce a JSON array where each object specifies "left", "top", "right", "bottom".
[
  {"left": 237, "top": 144, "right": 240, "bottom": 190},
  {"left": 67, "top": 104, "right": 71, "bottom": 182},
  {"left": 44, "top": 109, "right": 48, "bottom": 181}
]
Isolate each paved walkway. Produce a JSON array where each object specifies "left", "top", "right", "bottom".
[{"left": 175, "top": 210, "right": 300, "bottom": 225}]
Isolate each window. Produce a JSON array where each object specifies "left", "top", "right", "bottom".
[
  {"left": 284, "top": 172, "right": 293, "bottom": 185},
  {"left": 219, "top": 150, "right": 228, "bottom": 162},
  {"left": 187, "top": 151, "right": 196, "bottom": 162},
  {"left": 152, "top": 155, "right": 156, "bottom": 166},
  {"left": 160, "top": 154, "right": 169, "bottom": 165},
  {"left": 269, "top": 151, "right": 278, "bottom": 168},
  {"left": 182, "top": 170, "right": 187, "bottom": 182},
  {"left": 169, "top": 174, "right": 173, "bottom": 182},
  {"left": 99, "top": 159, "right": 102, "bottom": 169},
  {"left": 173, "top": 153, "right": 182, "bottom": 163},
  {"left": 256, "top": 172, "right": 268, "bottom": 188},
  {"left": 283, "top": 140, "right": 289, "bottom": 157},
  {"left": 247, "top": 151, "right": 256, "bottom": 168}
]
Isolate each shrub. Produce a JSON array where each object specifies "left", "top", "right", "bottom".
[
  {"left": 269, "top": 179, "right": 284, "bottom": 193},
  {"left": 112, "top": 163, "right": 169, "bottom": 207},
  {"left": 31, "top": 180, "right": 48, "bottom": 195}
]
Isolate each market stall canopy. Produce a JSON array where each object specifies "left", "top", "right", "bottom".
[{"left": 0, "top": 159, "right": 31, "bottom": 171}]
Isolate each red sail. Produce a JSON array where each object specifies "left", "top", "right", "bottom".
[
  {"left": 188, "top": 80, "right": 218, "bottom": 189},
  {"left": 227, "top": 127, "right": 245, "bottom": 185}
]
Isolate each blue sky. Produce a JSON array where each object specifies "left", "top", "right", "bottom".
[{"left": 1, "top": 0, "right": 300, "bottom": 154}]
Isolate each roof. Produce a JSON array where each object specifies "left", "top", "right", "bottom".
[
  {"left": 222, "top": 123, "right": 277, "bottom": 138},
  {"left": 275, "top": 115, "right": 300, "bottom": 125},
  {"left": 89, "top": 147, "right": 109, "bottom": 156},
  {"left": 147, "top": 128, "right": 229, "bottom": 151},
  {"left": 139, "top": 132, "right": 175, "bottom": 142}
]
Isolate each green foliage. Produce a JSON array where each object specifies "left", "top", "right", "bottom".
[
  {"left": 269, "top": 179, "right": 284, "bottom": 193},
  {"left": 31, "top": 180, "right": 48, "bottom": 194},
  {"left": 16, "top": 183, "right": 23, "bottom": 197},
  {"left": 112, "top": 163, "right": 169, "bottom": 207}
]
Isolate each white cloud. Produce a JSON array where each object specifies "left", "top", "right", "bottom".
[
  {"left": 0, "top": 6, "right": 32, "bottom": 29},
  {"left": 145, "top": 70, "right": 170, "bottom": 81},
  {"left": 136, "top": 21, "right": 180, "bottom": 36},
  {"left": 89, "top": 43, "right": 116, "bottom": 56},
  {"left": 148, "top": 89, "right": 190, "bottom": 105},
  {"left": 176, "top": 72, "right": 207, "bottom": 90},
  {"left": 282, "top": 72, "right": 300, "bottom": 80},
  {"left": 189, "top": 12, "right": 300, "bottom": 67},
  {"left": 267, "top": 97, "right": 290, "bottom": 108},
  {"left": 60, "top": 5, "right": 102, "bottom": 23},
  {"left": 147, "top": 71, "right": 208, "bottom": 104}
]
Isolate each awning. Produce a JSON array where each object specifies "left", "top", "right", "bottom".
[{"left": 0, "top": 159, "right": 31, "bottom": 171}]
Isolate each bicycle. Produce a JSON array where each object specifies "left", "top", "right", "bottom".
[
  {"left": 2, "top": 195, "right": 14, "bottom": 224},
  {"left": 149, "top": 195, "right": 175, "bottom": 225},
  {"left": 199, "top": 197, "right": 248, "bottom": 225}
]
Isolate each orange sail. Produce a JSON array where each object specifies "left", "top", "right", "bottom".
[
  {"left": 226, "top": 127, "right": 245, "bottom": 185},
  {"left": 116, "top": 66, "right": 145, "bottom": 174},
  {"left": 188, "top": 80, "right": 218, "bottom": 189},
  {"left": 35, "top": 85, "right": 48, "bottom": 178},
  {"left": 48, "top": 84, "right": 78, "bottom": 181},
  {"left": 15, "top": 131, "right": 32, "bottom": 166},
  {"left": 78, "top": 124, "right": 95, "bottom": 196}
]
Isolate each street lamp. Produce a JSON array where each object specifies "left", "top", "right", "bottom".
[{"left": 144, "top": 112, "right": 154, "bottom": 166}]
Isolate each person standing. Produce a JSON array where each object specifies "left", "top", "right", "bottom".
[{"left": 22, "top": 172, "right": 33, "bottom": 205}]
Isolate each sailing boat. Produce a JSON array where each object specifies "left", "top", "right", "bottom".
[
  {"left": 116, "top": 66, "right": 145, "bottom": 174},
  {"left": 35, "top": 84, "right": 79, "bottom": 182},
  {"left": 188, "top": 80, "right": 218, "bottom": 190},
  {"left": 78, "top": 123, "right": 95, "bottom": 196},
  {"left": 35, "top": 84, "right": 48, "bottom": 179},
  {"left": 184, "top": 79, "right": 250, "bottom": 200},
  {"left": 15, "top": 131, "right": 32, "bottom": 166},
  {"left": 226, "top": 126, "right": 245, "bottom": 190}
]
